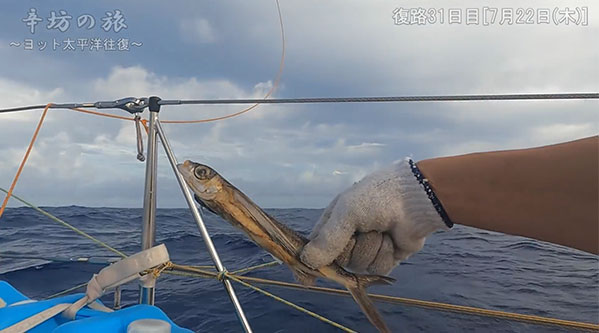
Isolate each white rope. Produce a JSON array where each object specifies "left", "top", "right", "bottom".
[{"left": 0, "top": 244, "right": 170, "bottom": 333}]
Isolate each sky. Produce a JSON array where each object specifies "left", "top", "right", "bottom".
[{"left": 0, "top": 0, "right": 597, "bottom": 208}]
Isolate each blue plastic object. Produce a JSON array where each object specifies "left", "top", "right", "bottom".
[{"left": 0, "top": 281, "right": 193, "bottom": 332}]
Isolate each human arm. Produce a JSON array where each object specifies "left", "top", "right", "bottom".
[
  {"left": 300, "top": 136, "right": 599, "bottom": 275},
  {"left": 417, "top": 135, "right": 598, "bottom": 254}
]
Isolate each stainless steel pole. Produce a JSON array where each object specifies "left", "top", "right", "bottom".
[
  {"left": 139, "top": 97, "right": 160, "bottom": 305},
  {"left": 155, "top": 120, "right": 253, "bottom": 333}
]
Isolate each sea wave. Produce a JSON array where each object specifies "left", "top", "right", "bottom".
[{"left": 0, "top": 206, "right": 597, "bottom": 332}]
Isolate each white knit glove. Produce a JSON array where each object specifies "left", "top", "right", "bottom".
[{"left": 300, "top": 158, "right": 450, "bottom": 275}]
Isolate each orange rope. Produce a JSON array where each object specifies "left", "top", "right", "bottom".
[
  {"left": 68, "top": 107, "right": 148, "bottom": 133},
  {"left": 0, "top": 106, "right": 145, "bottom": 220},
  {"left": 140, "top": 118, "right": 149, "bottom": 133},
  {"left": 0, "top": 103, "right": 52, "bottom": 219},
  {"left": 69, "top": 107, "right": 147, "bottom": 133},
  {"left": 160, "top": 103, "right": 266, "bottom": 124},
  {"left": 161, "top": 0, "right": 285, "bottom": 124},
  {"left": 69, "top": 107, "right": 134, "bottom": 121}
]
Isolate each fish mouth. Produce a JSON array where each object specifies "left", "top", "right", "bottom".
[{"left": 177, "top": 160, "right": 195, "bottom": 178}]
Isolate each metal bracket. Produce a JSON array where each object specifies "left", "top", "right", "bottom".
[{"left": 94, "top": 97, "right": 149, "bottom": 114}]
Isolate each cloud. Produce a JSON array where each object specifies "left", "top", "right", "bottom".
[
  {"left": 1, "top": 65, "right": 376, "bottom": 208},
  {"left": 0, "top": 1, "right": 597, "bottom": 208},
  {"left": 530, "top": 123, "right": 598, "bottom": 144},
  {"left": 434, "top": 119, "right": 598, "bottom": 157},
  {"left": 179, "top": 18, "right": 217, "bottom": 44},
  {"left": 91, "top": 65, "right": 248, "bottom": 103},
  {"left": 0, "top": 78, "right": 65, "bottom": 121},
  {"left": 346, "top": 142, "right": 386, "bottom": 152}
]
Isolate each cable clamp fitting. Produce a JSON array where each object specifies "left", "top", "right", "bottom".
[{"left": 94, "top": 97, "right": 149, "bottom": 114}]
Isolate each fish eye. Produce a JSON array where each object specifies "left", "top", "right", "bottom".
[{"left": 194, "top": 166, "right": 211, "bottom": 180}]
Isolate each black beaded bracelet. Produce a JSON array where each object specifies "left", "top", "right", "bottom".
[{"left": 408, "top": 159, "right": 453, "bottom": 228}]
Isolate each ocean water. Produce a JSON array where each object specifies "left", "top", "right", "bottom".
[{"left": 0, "top": 206, "right": 597, "bottom": 332}]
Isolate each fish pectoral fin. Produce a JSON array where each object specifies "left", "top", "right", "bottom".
[
  {"left": 232, "top": 191, "right": 301, "bottom": 254},
  {"left": 356, "top": 273, "right": 396, "bottom": 287},
  {"left": 291, "top": 268, "right": 317, "bottom": 286},
  {"left": 347, "top": 286, "right": 391, "bottom": 333}
]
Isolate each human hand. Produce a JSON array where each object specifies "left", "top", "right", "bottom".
[{"left": 300, "top": 159, "right": 450, "bottom": 275}]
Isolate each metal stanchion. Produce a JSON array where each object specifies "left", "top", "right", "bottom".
[
  {"left": 155, "top": 119, "right": 253, "bottom": 333},
  {"left": 138, "top": 96, "right": 160, "bottom": 305}
]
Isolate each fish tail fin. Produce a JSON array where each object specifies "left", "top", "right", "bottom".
[{"left": 346, "top": 274, "right": 395, "bottom": 333}]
